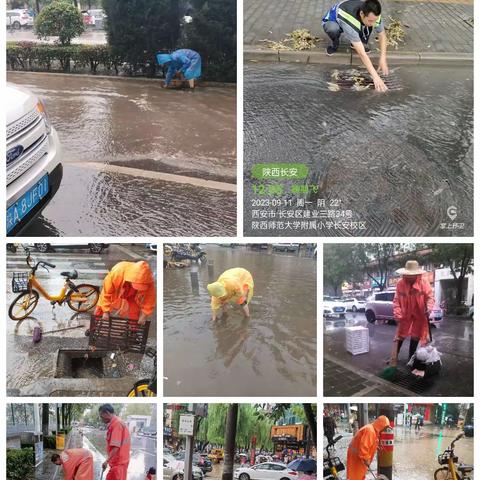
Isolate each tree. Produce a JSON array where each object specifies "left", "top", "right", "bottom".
[
  {"left": 222, "top": 404, "right": 238, "bottom": 480},
  {"left": 184, "top": 0, "right": 236, "bottom": 82},
  {"left": 427, "top": 244, "right": 474, "bottom": 306},
  {"left": 35, "top": 0, "right": 85, "bottom": 45},
  {"left": 323, "top": 244, "right": 360, "bottom": 296},
  {"left": 102, "top": 0, "right": 184, "bottom": 75}
]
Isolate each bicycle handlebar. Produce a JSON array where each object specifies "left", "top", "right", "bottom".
[{"left": 41, "top": 261, "right": 56, "bottom": 268}]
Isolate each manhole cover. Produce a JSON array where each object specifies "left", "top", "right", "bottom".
[{"left": 379, "top": 366, "right": 436, "bottom": 395}]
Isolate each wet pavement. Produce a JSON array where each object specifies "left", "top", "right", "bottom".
[
  {"left": 6, "top": 244, "right": 157, "bottom": 396},
  {"left": 323, "top": 423, "right": 473, "bottom": 480},
  {"left": 244, "top": 63, "right": 473, "bottom": 237},
  {"left": 163, "top": 245, "right": 317, "bottom": 396},
  {"left": 324, "top": 312, "right": 473, "bottom": 396},
  {"left": 8, "top": 72, "right": 236, "bottom": 236}
]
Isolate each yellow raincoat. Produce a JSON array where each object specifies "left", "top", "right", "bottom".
[
  {"left": 96, "top": 261, "right": 156, "bottom": 320},
  {"left": 208, "top": 268, "right": 254, "bottom": 311}
]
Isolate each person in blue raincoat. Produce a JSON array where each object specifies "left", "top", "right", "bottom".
[{"left": 156, "top": 49, "right": 202, "bottom": 89}]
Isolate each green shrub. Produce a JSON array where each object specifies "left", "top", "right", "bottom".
[
  {"left": 43, "top": 435, "right": 56, "bottom": 449},
  {"left": 35, "top": 0, "right": 85, "bottom": 46},
  {"left": 6, "top": 448, "right": 35, "bottom": 480}
]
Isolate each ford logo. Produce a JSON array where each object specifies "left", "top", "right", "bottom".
[{"left": 7, "top": 145, "right": 24, "bottom": 165}]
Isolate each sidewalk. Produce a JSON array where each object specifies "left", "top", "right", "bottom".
[{"left": 244, "top": 0, "right": 473, "bottom": 61}]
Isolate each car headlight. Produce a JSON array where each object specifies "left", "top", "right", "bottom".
[{"left": 36, "top": 100, "right": 52, "bottom": 135}]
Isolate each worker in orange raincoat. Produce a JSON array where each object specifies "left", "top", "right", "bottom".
[
  {"left": 51, "top": 448, "right": 94, "bottom": 480},
  {"left": 389, "top": 260, "right": 435, "bottom": 367},
  {"left": 99, "top": 404, "right": 131, "bottom": 480},
  {"left": 207, "top": 267, "right": 254, "bottom": 321},
  {"left": 95, "top": 261, "right": 156, "bottom": 325},
  {"left": 347, "top": 415, "right": 390, "bottom": 480}
]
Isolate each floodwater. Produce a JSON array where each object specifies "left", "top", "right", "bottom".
[
  {"left": 6, "top": 245, "right": 156, "bottom": 394},
  {"left": 7, "top": 72, "right": 236, "bottom": 236},
  {"left": 244, "top": 63, "right": 473, "bottom": 237},
  {"left": 163, "top": 245, "right": 317, "bottom": 396},
  {"left": 325, "top": 424, "right": 473, "bottom": 479}
]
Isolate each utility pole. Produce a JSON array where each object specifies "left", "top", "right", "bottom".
[
  {"left": 179, "top": 413, "right": 196, "bottom": 480},
  {"left": 377, "top": 405, "right": 395, "bottom": 480}
]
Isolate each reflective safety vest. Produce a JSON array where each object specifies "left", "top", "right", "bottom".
[{"left": 323, "top": 0, "right": 382, "bottom": 43}]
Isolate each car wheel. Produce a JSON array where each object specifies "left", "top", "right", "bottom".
[
  {"left": 89, "top": 243, "right": 104, "bottom": 254},
  {"left": 365, "top": 310, "right": 376, "bottom": 324},
  {"left": 239, "top": 474, "right": 250, "bottom": 480},
  {"left": 12, "top": 21, "right": 21, "bottom": 29},
  {"left": 35, "top": 243, "right": 50, "bottom": 253},
  {"left": 352, "top": 305, "right": 357, "bottom": 312}
]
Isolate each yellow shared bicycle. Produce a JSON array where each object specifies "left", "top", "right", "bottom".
[{"left": 9, "top": 250, "right": 100, "bottom": 321}]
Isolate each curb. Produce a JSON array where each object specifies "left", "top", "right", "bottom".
[
  {"left": 244, "top": 46, "right": 473, "bottom": 66},
  {"left": 6, "top": 69, "right": 236, "bottom": 88}
]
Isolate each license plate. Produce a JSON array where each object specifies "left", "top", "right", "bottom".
[{"left": 7, "top": 174, "right": 49, "bottom": 233}]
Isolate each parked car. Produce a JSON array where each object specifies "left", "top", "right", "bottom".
[
  {"left": 88, "top": 9, "right": 107, "bottom": 27},
  {"left": 81, "top": 10, "right": 95, "bottom": 25},
  {"left": 30, "top": 243, "right": 108, "bottom": 253},
  {"left": 342, "top": 297, "right": 366, "bottom": 312},
  {"left": 365, "top": 291, "right": 443, "bottom": 327},
  {"left": 6, "top": 9, "right": 33, "bottom": 29},
  {"left": 164, "top": 454, "right": 204, "bottom": 480},
  {"left": 272, "top": 243, "right": 300, "bottom": 253},
  {"left": 323, "top": 296, "right": 347, "bottom": 318},
  {"left": 234, "top": 462, "right": 299, "bottom": 480},
  {"left": 7, "top": 83, "right": 63, "bottom": 236},
  {"left": 174, "top": 452, "right": 213, "bottom": 473}
]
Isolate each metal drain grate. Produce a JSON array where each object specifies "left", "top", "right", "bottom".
[{"left": 379, "top": 366, "right": 437, "bottom": 395}]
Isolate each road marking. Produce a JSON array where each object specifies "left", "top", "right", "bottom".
[
  {"left": 75, "top": 162, "right": 237, "bottom": 192},
  {"left": 114, "top": 244, "right": 145, "bottom": 260}
]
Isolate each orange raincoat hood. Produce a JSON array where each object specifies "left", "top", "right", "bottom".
[
  {"left": 123, "top": 261, "right": 155, "bottom": 285},
  {"left": 372, "top": 415, "right": 390, "bottom": 433}
]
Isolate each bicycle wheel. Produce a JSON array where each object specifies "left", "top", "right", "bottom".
[
  {"left": 9, "top": 291, "right": 39, "bottom": 320},
  {"left": 67, "top": 284, "right": 99, "bottom": 312},
  {"left": 434, "top": 467, "right": 455, "bottom": 480},
  {"left": 127, "top": 380, "right": 156, "bottom": 397}
]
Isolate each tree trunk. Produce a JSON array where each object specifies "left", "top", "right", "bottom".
[
  {"left": 36, "top": 0, "right": 40, "bottom": 13},
  {"left": 456, "top": 277, "right": 465, "bottom": 306},
  {"left": 222, "top": 404, "right": 238, "bottom": 480},
  {"left": 302, "top": 404, "right": 317, "bottom": 449},
  {"left": 42, "top": 404, "right": 49, "bottom": 437}
]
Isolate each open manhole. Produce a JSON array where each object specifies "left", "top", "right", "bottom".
[{"left": 55, "top": 349, "right": 122, "bottom": 379}]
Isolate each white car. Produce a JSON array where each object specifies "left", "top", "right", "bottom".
[
  {"left": 6, "top": 10, "right": 34, "bottom": 29},
  {"left": 234, "top": 462, "right": 299, "bottom": 480},
  {"left": 164, "top": 454, "right": 203, "bottom": 480},
  {"left": 7, "top": 83, "right": 63, "bottom": 236},
  {"left": 342, "top": 297, "right": 366, "bottom": 312},
  {"left": 323, "top": 296, "right": 347, "bottom": 318}
]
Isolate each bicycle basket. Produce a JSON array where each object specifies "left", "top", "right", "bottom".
[
  {"left": 12, "top": 272, "right": 30, "bottom": 293},
  {"left": 438, "top": 452, "right": 457, "bottom": 465},
  {"left": 323, "top": 457, "right": 345, "bottom": 474},
  {"left": 88, "top": 315, "right": 150, "bottom": 354}
]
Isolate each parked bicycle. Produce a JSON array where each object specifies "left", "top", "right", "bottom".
[
  {"left": 324, "top": 435, "right": 345, "bottom": 480},
  {"left": 9, "top": 249, "right": 99, "bottom": 320},
  {"left": 434, "top": 433, "right": 473, "bottom": 480},
  {"left": 127, "top": 347, "right": 156, "bottom": 397}
]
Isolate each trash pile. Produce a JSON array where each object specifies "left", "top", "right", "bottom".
[
  {"left": 385, "top": 16, "right": 406, "bottom": 49},
  {"left": 264, "top": 29, "right": 320, "bottom": 51},
  {"left": 407, "top": 345, "right": 442, "bottom": 378},
  {"left": 328, "top": 68, "right": 372, "bottom": 92}
]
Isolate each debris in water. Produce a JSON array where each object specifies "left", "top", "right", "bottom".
[
  {"left": 327, "top": 82, "right": 341, "bottom": 92},
  {"left": 385, "top": 16, "right": 406, "bottom": 49},
  {"left": 262, "top": 29, "right": 320, "bottom": 51}
]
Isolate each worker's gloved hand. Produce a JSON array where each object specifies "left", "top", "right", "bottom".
[{"left": 102, "top": 312, "right": 110, "bottom": 321}]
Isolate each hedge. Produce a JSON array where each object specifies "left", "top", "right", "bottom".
[
  {"left": 6, "top": 41, "right": 233, "bottom": 81},
  {"left": 6, "top": 448, "right": 35, "bottom": 480}
]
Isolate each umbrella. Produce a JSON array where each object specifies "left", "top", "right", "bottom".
[{"left": 287, "top": 458, "right": 317, "bottom": 472}]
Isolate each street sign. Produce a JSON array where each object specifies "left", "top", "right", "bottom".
[{"left": 179, "top": 414, "right": 195, "bottom": 436}]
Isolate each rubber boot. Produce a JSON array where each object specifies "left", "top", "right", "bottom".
[{"left": 409, "top": 338, "right": 419, "bottom": 359}]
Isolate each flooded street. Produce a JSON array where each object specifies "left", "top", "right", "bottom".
[
  {"left": 244, "top": 63, "right": 473, "bottom": 237},
  {"left": 6, "top": 244, "right": 157, "bottom": 396},
  {"left": 325, "top": 424, "right": 473, "bottom": 480},
  {"left": 7, "top": 72, "right": 236, "bottom": 236},
  {"left": 163, "top": 245, "right": 317, "bottom": 396}
]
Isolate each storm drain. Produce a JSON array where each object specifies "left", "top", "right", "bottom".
[
  {"left": 55, "top": 349, "right": 107, "bottom": 378},
  {"left": 379, "top": 367, "right": 436, "bottom": 395}
]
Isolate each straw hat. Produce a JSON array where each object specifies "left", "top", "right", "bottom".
[{"left": 396, "top": 260, "right": 425, "bottom": 276}]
